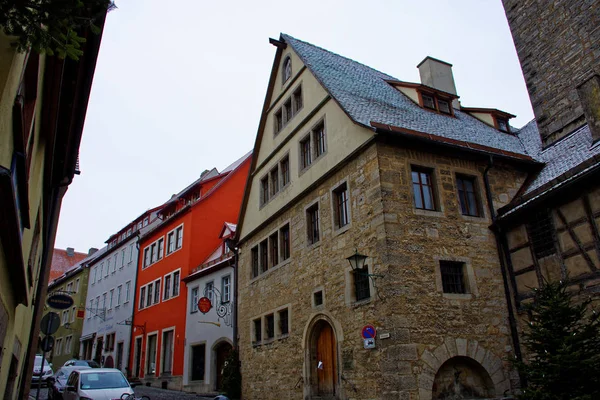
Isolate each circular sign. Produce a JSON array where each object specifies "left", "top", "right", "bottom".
[
  {"left": 198, "top": 297, "right": 212, "bottom": 314},
  {"left": 47, "top": 293, "right": 74, "bottom": 310},
  {"left": 40, "top": 336, "right": 54, "bottom": 352},
  {"left": 40, "top": 312, "right": 61, "bottom": 335},
  {"left": 361, "top": 325, "right": 376, "bottom": 339}
]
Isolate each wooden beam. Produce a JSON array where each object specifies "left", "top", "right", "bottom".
[{"left": 556, "top": 209, "right": 597, "bottom": 271}]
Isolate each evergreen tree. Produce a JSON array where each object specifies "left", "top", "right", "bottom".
[
  {"left": 0, "top": 0, "right": 114, "bottom": 59},
  {"left": 514, "top": 279, "right": 600, "bottom": 400},
  {"left": 221, "top": 349, "right": 242, "bottom": 400}
]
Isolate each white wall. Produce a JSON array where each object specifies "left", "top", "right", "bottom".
[{"left": 183, "top": 265, "right": 234, "bottom": 392}]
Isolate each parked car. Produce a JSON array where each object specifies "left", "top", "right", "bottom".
[
  {"left": 62, "top": 359, "right": 101, "bottom": 368},
  {"left": 31, "top": 354, "right": 53, "bottom": 387},
  {"left": 47, "top": 366, "right": 91, "bottom": 400},
  {"left": 62, "top": 368, "right": 134, "bottom": 400}
]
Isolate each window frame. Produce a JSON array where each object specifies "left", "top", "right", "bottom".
[
  {"left": 282, "top": 56, "right": 292, "bottom": 84},
  {"left": 306, "top": 201, "right": 320, "bottom": 245},
  {"left": 143, "top": 236, "right": 165, "bottom": 268},
  {"left": 456, "top": 174, "right": 482, "bottom": 217},
  {"left": 163, "top": 269, "right": 181, "bottom": 301},
  {"left": 190, "top": 286, "right": 199, "bottom": 313},
  {"left": 411, "top": 165, "right": 438, "bottom": 211},
  {"left": 221, "top": 275, "right": 231, "bottom": 303},
  {"left": 332, "top": 180, "right": 351, "bottom": 231}
]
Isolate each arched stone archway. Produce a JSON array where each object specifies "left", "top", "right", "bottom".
[
  {"left": 432, "top": 356, "right": 494, "bottom": 399},
  {"left": 303, "top": 313, "right": 344, "bottom": 400},
  {"left": 418, "top": 339, "right": 511, "bottom": 398}
]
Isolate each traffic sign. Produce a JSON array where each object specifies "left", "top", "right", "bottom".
[
  {"left": 361, "top": 325, "right": 376, "bottom": 339},
  {"left": 40, "top": 336, "right": 54, "bottom": 352},
  {"left": 198, "top": 297, "right": 212, "bottom": 314},
  {"left": 40, "top": 312, "right": 60, "bottom": 335},
  {"left": 364, "top": 337, "right": 376, "bottom": 349}
]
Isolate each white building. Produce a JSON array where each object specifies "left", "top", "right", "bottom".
[
  {"left": 182, "top": 223, "right": 235, "bottom": 394},
  {"left": 80, "top": 207, "right": 161, "bottom": 374}
]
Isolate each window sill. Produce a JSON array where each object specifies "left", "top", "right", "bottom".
[
  {"left": 162, "top": 294, "right": 180, "bottom": 304},
  {"left": 350, "top": 297, "right": 373, "bottom": 308},
  {"left": 413, "top": 208, "right": 444, "bottom": 217},
  {"left": 298, "top": 152, "right": 326, "bottom": 178},
  {"left": 333, "top": 223, "right": 351, "bottom": 237},
  {"left": 442, "top": 293, "right": 473, "bottom": 300},
  {"left": 250, "top": 258, "right": 292, "bottom": 283},
  {"left": 459, "top": 213, "right": 487, "bottom": 223}
]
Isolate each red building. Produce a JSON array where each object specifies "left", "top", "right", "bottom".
[{"left": 128, "top": 152, "right": 251, "bottom": 389}]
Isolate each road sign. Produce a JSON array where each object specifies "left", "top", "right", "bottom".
[
  {"left": 198, "top": 297, "right": 212, "bottom": 314},
  {"left": 40, "top": 312, "right": 60, "bottom": 335},
  {"left": 364, "top": 337, "right": 376, "bottom": 349},
  {"left": 47, "top": 293, "right": 74, "bottom": 310},
  {"left": 361, "top": 325, "right": 376, "bottom": 339},
  {"left": 40, "top": 336, "right": 54, "bottom": 352}
]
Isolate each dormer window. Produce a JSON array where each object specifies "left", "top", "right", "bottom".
[
  {"left": 422, "top": 94, "right": 435, "bottom": 110},
  {"left": 282, "top": 57, "right": 292, "bottom": 83},
  {"left": 420, "top": 91, "right": 454, "bottom": 115},
  {"left": 438, "top": 99, "right": 451, "bottom": 115},
  {"left": 496, "top": 117, "right": 509, "bottom": 133}
]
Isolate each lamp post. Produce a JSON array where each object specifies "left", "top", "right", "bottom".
[{"left": 346, "top": 249, "right": 368, "bottom": 272}]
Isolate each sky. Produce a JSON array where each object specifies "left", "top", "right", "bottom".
[{"left": 54, "top": 0, "right": 534, "bottom": 252}]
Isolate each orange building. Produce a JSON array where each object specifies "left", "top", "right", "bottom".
[{"left": 128, "top": 152, "right": 250, "bottom": 389}]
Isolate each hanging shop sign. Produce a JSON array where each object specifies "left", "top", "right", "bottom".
[
  {"left": 198, "top": 297, "right": 212, "bottom": 314},
  {"left": 47, "top": 293, "right": 74, "bottom": 310}
]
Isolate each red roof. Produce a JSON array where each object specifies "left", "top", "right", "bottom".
[{"left": 49, "top": 248, "right": 88, "bottom": 281}]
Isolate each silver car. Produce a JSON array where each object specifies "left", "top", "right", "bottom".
[{"left": 62, "top": 368, "right": 134, "bottom": 400}]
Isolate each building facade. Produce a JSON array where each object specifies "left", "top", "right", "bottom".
[
  {"left": 182, "top": 223, "right": 236, "bottom": 394},
  {"left": 0, "top": 16, "right": 106, "bottom": 399},
  {"left": 46, "top": 253, "right": 97, "bottom": 369},
  {"left": 80, "top": 207, "right": 161, "bottom": 375},
  {"left": 129, "top": 153, "right": 251, "bottom": 390},
  {"left": 235, "top": 35, "right": 541, "bottom": 399}
]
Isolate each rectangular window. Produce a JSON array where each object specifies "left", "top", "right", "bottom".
[
  {"left": 293, "top": 86, "right": 303, "bottom": 114},
  {"left": 140, "top": 287, "right": 146, "bottom": 309},
  {"left": 260, "top": 240, "right": 268, "bottom": 273},
  {"left": 279, "top": 309, "right": 289, "bottom": 335},
  {"left": 261, "top": 176, "right": 269, "bottom": 205},
  {"left": 154, "top": 279, "right": 161, "bottom": 304},
  {"left": 109, "top": 289, "right": 114, "bottom": 309},
  {"left": 143, "top": 217, "right": 149, "bottom": 227},
  {"left": 144, "top": 248, "right": 151, "bottom": 268},
  {"left": 129, "top": 244, "right": 134, "bottom": 262},
  {"left": 125, "top": 281, "right": 131, "bottom": 303},
  {"left": 167, "top": 231, "right": 175, "bottom": 254},
  {"left": 146, "top": 282, "right": 153, "bottom": 306},
  {"left": 71, "top": 306, "right": 75, "bottom": 322},
  {"left": 251, "top": 246, "right": 259, "bottom": 278},
  {"left": 283, "top": 98, "right": 292, "bottom": 124},
  {"left": 269, "top": 232, "right": 279, "bottom": 267},
  {"left": 62, "top": 310, "right": 69, "bottom": 325},
  {"left": 333, "top": 182, "right": 350, "bottom": 229},
  {"left": 190, "top": 344, "right": 206, "bottom": 381},
  {"left": 164, "top": 275, "right": 172, "bottom": 300},
  {"left": 206, "top": 281, "right": 214, "bottom": 302},
  {"left": 307, "top": 203, "right": 320, "bottom": 244},
  {"left": 88, "top": 300, "right": 93, "bottom": 319},
  {"left": 117, "top": 285, "right": 122, "bottom": 306},
  {"left": 270, "top": 166, "right": 279, "bottom": 197},
  {"left": 497, "top": 117, "right": 509, "bottom": 132},
  {"left": 151, "top": 243, "right": 158, "bottom": 263},
  {"left": 104, "top": 260, "right": 109, "bottom": 277},
  {"left": 274, "top": 109, "right": 283, "bottom": 133},
  {"left": 280, "top": 224, "right": 290, "bottom": 261},
  {"left": 527, "top": 211, "right": 556, "bottom": 259},
  {"left": 158, "top": 238, "right": 164, "bottom": 259},
  {"left": 95, "top": 296, "right": 100, "bottom": 314},
  {"left": 280, "top": 156, "right": 290, "bottom": 187},
  {"left": 411, "top": 167, "right": 436, "bottom": 210},
  {"left": 222, "top": 275, "right": 231, "bottom": 303},
  {"left": 162, "top": 330, "right": 174, "bottom": 374},
  {"left": 422, "top": 94, "right": 435, "bottom": 109},
  {"left": 440, "top": 261, "right": 467, "bottom": 294},
  {"left": 300, "top": 136, "right": 311, "bottom": 170},
  {"left": 75, "top": 278, "right": 80, "bottom": 293},
  {"left": 456, "top": 175, "right": 481, "bottom": 217},
  {"left": 313, "top": 122, "right": 326, "bottom": 158},
  {"left": 265, "top": 314, "right": 275, "bottom": 339},
  {"left": 191, "top": 287, "right": 199, "bottom": 313},
  {"left": 113, "top": 254, "right": 117, "bottom": 273},
  {"left": 253, "top": 319, "right": 262, "bottom": 343},
  {"left": 354, "top": 266, "right": 371, "bottom": 301},
  {"left": 438, "top": 99, "right": 451, "bottom": 114},
  {"left": 175, "top": 227, "right": 183, "bottom": 250},
  {"left": 102, "top": 293, "right": 107, "bottom": 311},
  {"left": 173, "top": 271, "right": 180, "bottom": 297}
]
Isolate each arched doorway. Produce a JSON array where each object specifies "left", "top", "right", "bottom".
[
  {"left": 215, "top": 341, "right": 232, "bottom": 390},
  {"left": 309, "top": 320, "right": 338, "bottom": 398},
  {"left": 432, "top": 356, "right": 495, "bottom": 399}
]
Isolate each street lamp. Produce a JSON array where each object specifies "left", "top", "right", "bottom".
[{"left": 346, "top": 249, "right": 368, "bottom": 272}]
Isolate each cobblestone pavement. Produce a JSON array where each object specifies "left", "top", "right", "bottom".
[
  {"left": 134, "top": 385, "right": 216, "bottom": 399},
  {"left": 28, "top": 386, "right": 48, "bottom": 400}
]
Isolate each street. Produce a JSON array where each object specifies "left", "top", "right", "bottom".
[{"left": 29, "top": 385, "right": 217, "bottom": 400}]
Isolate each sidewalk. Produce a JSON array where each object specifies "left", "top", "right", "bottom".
[{"left": 134, "top": 385, "right": 218, "bottom": 400}]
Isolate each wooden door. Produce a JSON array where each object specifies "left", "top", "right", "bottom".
[
  {"left": 316, "top": 323, "right": 336, "bottom": 396},
  {"left": 216, "top": 342, "right": 232, "bottom": 390}
]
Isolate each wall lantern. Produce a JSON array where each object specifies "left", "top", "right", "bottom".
[{"left": 346, "top": 249, "right": 368, "bottom": 271}]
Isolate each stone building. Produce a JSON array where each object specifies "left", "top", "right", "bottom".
[{"left": 236, "top": 34, "right": 540, "bottom": 399}]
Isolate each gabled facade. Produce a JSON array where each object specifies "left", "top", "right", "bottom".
[
  {"left": 46, "top": 251, "right": 100, "bottom": 370},
  {"left": 236, "top": 35, "right": 540, "bottom": 400},
  {"left": 182, "top": 223, "right": 236, "bottom": 394},
  {"left": 129, "top": 152, "right": 251, "bottom": 390},
  {"left": 80, "top": 207, "right": 162, "bottom": 375},
  {"left": 0, "top": 15, "right": 106, "bottom": 399}
]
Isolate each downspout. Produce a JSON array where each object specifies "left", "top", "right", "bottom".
[
  {"left": 483, "top": 156, "right": 525, "bottom": 388},
  {"left": 125, "top": 233, "right": 143, "bottom": 379},
  {"left": 225, "top": 238, "right": 239, "bottom": 350}
]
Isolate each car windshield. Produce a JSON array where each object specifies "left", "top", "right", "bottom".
[
  {"left": 80, "top": 372, "right": 129, "bottom": 390},
  {"left": 34, "top": 356, "right": 48, "bottom": 367}
]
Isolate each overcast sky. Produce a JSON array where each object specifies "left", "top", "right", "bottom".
[{"left": 54, "top": 0, "right": 534, "bottom": 252}]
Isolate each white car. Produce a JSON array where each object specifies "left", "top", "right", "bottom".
[
  {"left": 32, "top": 354, "right": 53, "bottom": 386},
  {"left": 62, "top": 368, "right": 134, "bottom": 400}
]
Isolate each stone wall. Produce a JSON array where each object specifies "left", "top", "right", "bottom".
[
  {"left": 503, "top": 0, "right": 600, "bottom": 146},
  {"left": 238, "top": 139, "right": 529, "bottom": 399}
]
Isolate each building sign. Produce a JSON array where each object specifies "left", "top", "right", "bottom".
[
  {"left": 77, "top": 308, "right": 85, "bottom": 319},
  {"left": 198, "top": 297, "right": 212, "bottom": 314},
  {"left": 47, "top": 293, "right": 74, "bottom": 310}
]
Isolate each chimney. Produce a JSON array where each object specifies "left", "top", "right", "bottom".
[
  {"left": 88, "top": 248, "right": 98, "bottom": 256},
  {"left": 66, "top": 247, "right": 75, "bottom": 257},
  {"left": 417, "top": 56, "right": 459, "bottom": 109}
]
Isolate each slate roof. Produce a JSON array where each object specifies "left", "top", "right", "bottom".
[{"left": 281, "top": 34, "right": 531, "bottom": 158}]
